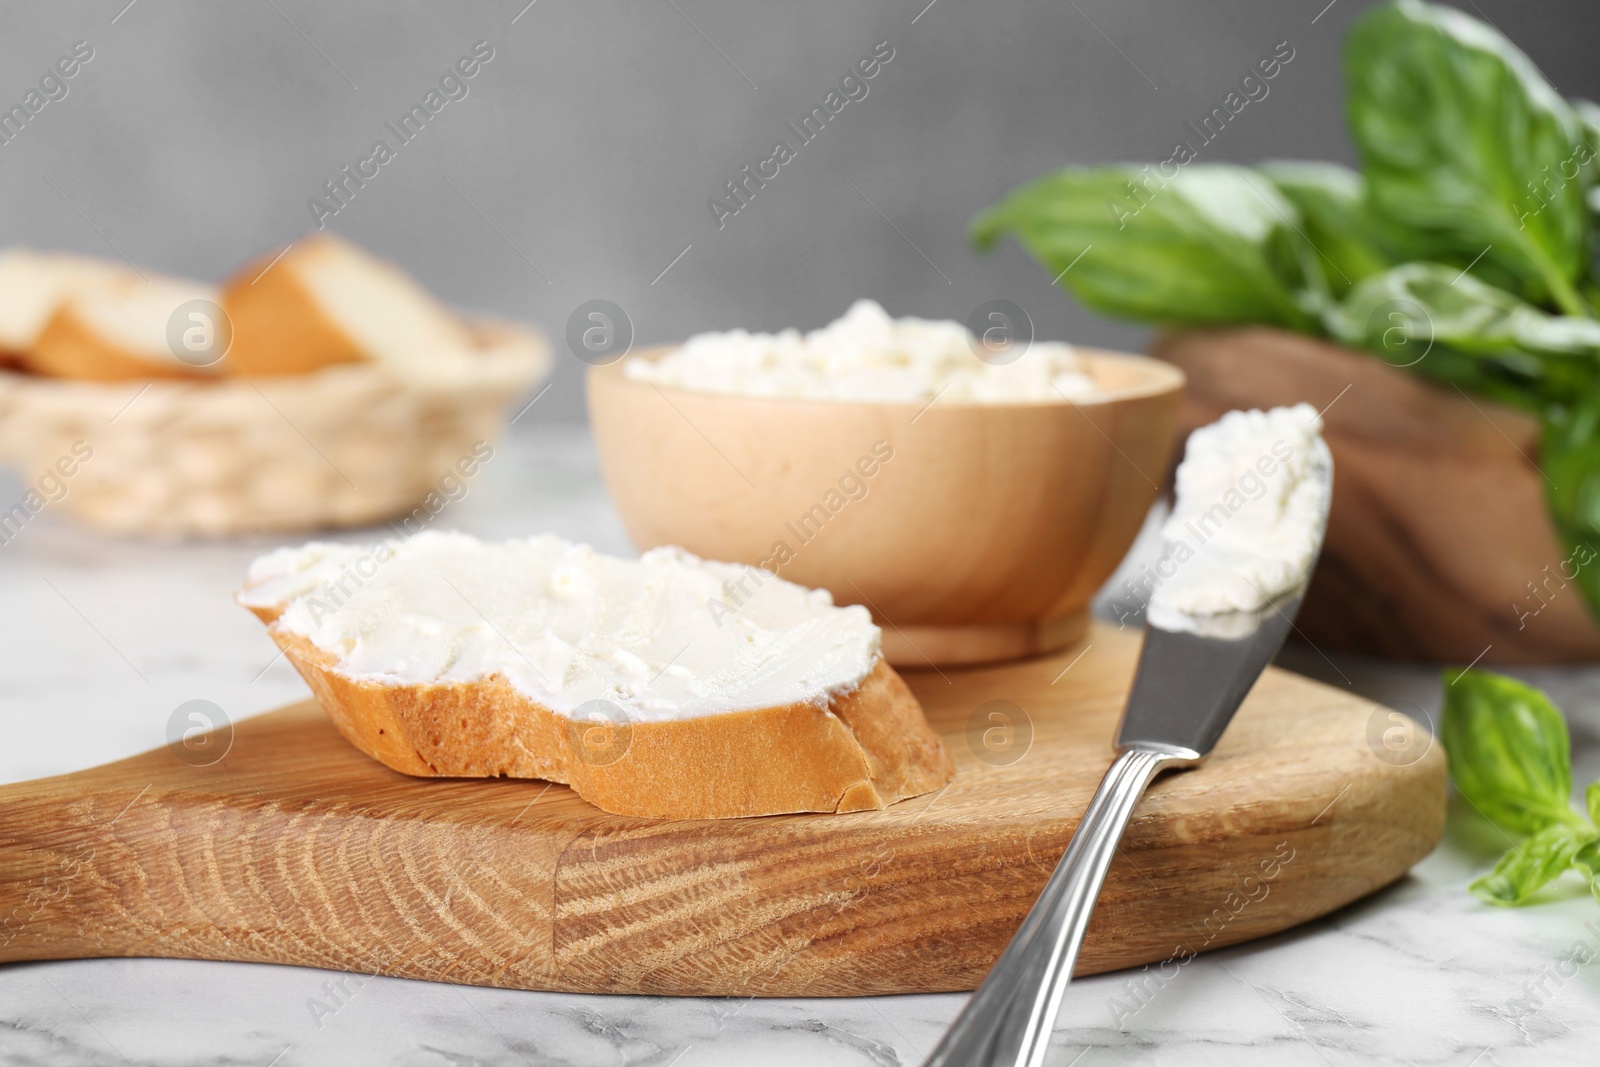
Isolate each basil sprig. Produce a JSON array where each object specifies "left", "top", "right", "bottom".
[
  {"left": 973, "top": 0, "right": 1600, "bottom": 627},
  {"left": 1345, "top": 1, "right": 1592, "bottom": 315},
  {"left": 1442, "top": 669, "right": 1600, "bottom": 904},
  {"left": 969, "top": 164, "right": 1320, "bottom": 332}
]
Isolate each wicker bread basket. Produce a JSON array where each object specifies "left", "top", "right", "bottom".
[{"left": 0, "top": 319, "right": 550, "bottom": 537}]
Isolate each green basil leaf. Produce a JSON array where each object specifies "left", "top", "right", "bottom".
[
  {"left": 970, "top": 164, "right": 1319, "bottom": 331},
  {"left": 1588, "top": 781, "right": 1600, "bottom": 827},
  {"left": 1470, "top": 823, "right": 1592, "bottom": 905},
  {"left": 1574, "top": 839, "right": 1600, "bottom": 905},
  {"left": 1541, "top": 395, "right": 1600, "bottom": 624},
  {"left": 1440, "top": 668, "right": 1576, "bottom": 834},
  {"left": 1573, "top": 98, "right": 1600, "bottom": 179},
  {"left": 1324, "top": 263, "right": 1600, "bottom": 410},
  {"left": 1344, "top": 1, "right": 1593, "bottom": 315},
  {"left": 1259, "top": 161, "right": 1393, "bottom": 298},
  {"left": 1575, "top": 99, "right": 1600, "bottom": 264}
]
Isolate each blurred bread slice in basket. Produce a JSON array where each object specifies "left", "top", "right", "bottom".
[
  {"left": 222, "top": 234, "right": 481, "bottom": 377},
  {"left": 0, "top": 249, "right": 133, "bottom": 367},
  {"left": 0, "top": 235, "right": 550, "bottom": 537},
  {"left": 27, "top": 273, "right": 226, "bottom": 381}
]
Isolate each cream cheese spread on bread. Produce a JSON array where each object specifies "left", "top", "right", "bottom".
[{"left": 239, "top": 531, "right": 880, "bottom": 722}]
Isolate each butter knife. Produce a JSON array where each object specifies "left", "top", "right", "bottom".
[{"left": 923, "top": 440, "right": 1332, "bottom": 1067}]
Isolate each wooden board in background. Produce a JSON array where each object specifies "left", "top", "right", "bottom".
[{"left": 0, "top": 623, "right": 1445, "bottom": 995}]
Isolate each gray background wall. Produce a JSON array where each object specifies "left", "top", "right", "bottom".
[{"left": 1, "top": 0, "right": 1593, "bottom": 420}]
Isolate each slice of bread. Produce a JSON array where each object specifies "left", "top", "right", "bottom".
[
  {"left": 0, "top": 248, "right": 134, "bottom": 365},
  {"left": 27, "top": 272, "right": 226, "bottom": 381},
  {"left": 221, "top": 234, "right": 477, "bottom": 377},
  {"left": 237, "top": 532, "right": 955, "bottom": 819}
]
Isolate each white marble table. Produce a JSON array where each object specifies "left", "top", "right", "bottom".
[{"left": 3, "top": 421, "right": 1598, "bottom": 1066}]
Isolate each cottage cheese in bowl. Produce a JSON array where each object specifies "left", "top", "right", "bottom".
[{"left": 623, "top": 300, "right": 1098, "bottom": 403}]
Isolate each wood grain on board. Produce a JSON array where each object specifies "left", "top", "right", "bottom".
[{"left": 0, "top": 623, "right": 1445, "bottom": 996}]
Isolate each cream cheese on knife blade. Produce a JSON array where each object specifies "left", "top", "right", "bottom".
[{"left": 1148, "top": 403, "right": 1332, "bottom": 638}]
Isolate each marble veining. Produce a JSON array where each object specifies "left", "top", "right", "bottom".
[{"left": 2, "top": 423, "right": 1598, "bottom": 1065}]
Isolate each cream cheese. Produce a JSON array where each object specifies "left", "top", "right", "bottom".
[
  {"left": 239, "top": 530, "right": 880, "bottom": 722},
  {"left": 1147, "top": 404, "right": 1331, "bottom": 636},
  {"left": 624, "top": 299, "right": 1098, "bottom": 402}
]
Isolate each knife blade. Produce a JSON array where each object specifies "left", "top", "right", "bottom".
[{"left": 923, "top": 437, "right": 1333, "bottom": 1067}]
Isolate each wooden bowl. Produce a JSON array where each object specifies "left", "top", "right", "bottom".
[
  {"left": 1153, "top": 327, "right": 1600, "bottom": 664},
  {"left": 588, "top": 346, "right": 1183, "bottom": 667}
]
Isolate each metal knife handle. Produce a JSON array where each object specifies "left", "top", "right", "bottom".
[{"left": 923, "top": 746, "right": 1184, "bottom": 1067}]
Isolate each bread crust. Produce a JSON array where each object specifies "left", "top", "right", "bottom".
[
  {"left": 26, "top": 303, "right": 217, "bottom": 381},
  {"left": 220, "top": 239, "right": 368, "bottom": 377},
  {"left": 245, "top": 602, "right": 955, "bottom": 819}
]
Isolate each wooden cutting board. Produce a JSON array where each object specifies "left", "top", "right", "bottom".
[{"left": 0, "top": 624, "right": 1445, "bottom": 996}]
